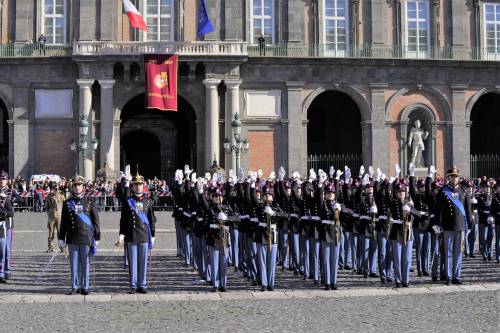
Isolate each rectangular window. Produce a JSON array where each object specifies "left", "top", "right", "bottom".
[
  {"left": 251, "top": 0, "right": 274, "bottom": 44},
  {"left": 484, "top": 3, "right": 500, "bottom": 54},
  {"left": 42, "top": 0, "right": 66, "bottom": 44},
  {"left": 405, "top": 0, "right": 429, "bottom": 53},
  {"left": 144, "top": 0, "right": 174, "bottom": 41},
  {"left": 323, "top": 0, "right": 348, "bottom": 52}
]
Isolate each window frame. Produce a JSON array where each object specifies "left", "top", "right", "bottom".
[
  {"left": 483, "top": 2, "right": 500, "bottom": 57},
  {"left": 250, "top": 0, "right": 275, "bottom": 44},
  {"left": 41, "top": 0, "right": 67, "bottom": 45},
  {"left": 322, "top": 0, "right": 349, "bottom": 55},
  {"left": 403, "top": 0, "right": 430, "bottom": 58},
  {"left": 143, "top": 0, "right": 175, "bottom": 42}
]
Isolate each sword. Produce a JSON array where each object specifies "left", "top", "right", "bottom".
[{"left": 35, "top": 248, "right": 61, "bottom": 284}]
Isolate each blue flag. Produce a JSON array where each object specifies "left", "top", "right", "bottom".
[{"left": 197, "top": 0, "right": 215, "bottom": 37}]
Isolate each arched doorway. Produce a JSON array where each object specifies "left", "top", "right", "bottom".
[
  {"left": 307, "top": 90, "right": 362, "bottom": 172},
  {"left": 470, "top": 93, "right": 500, "bottom": 178},
  {"left": 0, "top": 100, "right": 8, "bottom": 172},
  {"left": 120, "top": 94, "right": 196, "bottom": 180},
  {"left": 121, "top": 130, "right": 161, "bottom": 180}
]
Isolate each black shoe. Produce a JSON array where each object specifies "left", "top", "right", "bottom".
[
  {"left": 4, "top": 274, "right": 10, "bottom": 280},
  {"left": 211, "top": 287, "right": 217, "bottom": 293},
  {"left": 410, "top": 268, "right": 414, "bottom": 272},
  {"left": 235, "top": 267, "right": 238, "bottom": 272},
  {"left": 386, "top": 278, "right": 393, "bottom": 283},
  {"left": 395, "top": 283, "right": 402, "bottom": 288},
  {"left": 338, "top": 266, "right": 344, "bottom": 271},
  {"left": 432, "top": 276, "right": 438, "bottom": 282},
  {"left": 345, "top": 266, "right": 352, "bottom": 270},
  {"left": 294, "top": 271, "right": 299, "bottom": 275},
  {"left": 470, "top": 254, "right": 476, "bottom": 258},
  {"left": 206, "top": 280, "right": 212, "bottom": 286},
  {"left": 261, "top": 286, "right": 267, "bottom": 292},
  {"left": 267, "top": 286, "right": 274, "bottom": 291},
  {"left": 136, "top": 287, "right": 147, "bottom": 294},
  {"left": 314, "top": 280, "right": 320, "bottom": 284},
  {"left": 357, "top": 270, "right": 363, "bottom": 275},
  {"left": 81, "top": 289, "right": 89, "bottom": 296},
  {"left": 440, "top": 276, "right": 446, "bottom": 281},
  {"left": 252, "top": 281, "right": 258, "bottom": 286},
  {"left": 67, "top": 289, "right": 78, "bottom": 295},
  {"left": 464, "top": 253, "right": 469, "bottom": 258},
  {"left": 488, "top": 257, "right": 492, "bottom": 261},
  {"left": 332, "top": 284, "right": 338, "bottom": 290},
  {"left": 369, "top": 273, "right": 379, "bottom": 278},
  {"left": 446, "top": 279, "right": 451, "bottom": 286},
  {"left": 219, "top": 287, "right": 226, "bottom": 292},
  {"left": 128, "top": 288, "right": 136, "bottom": 294},
  {"left": 380, "top": 278, "right": 386, "bottom": 284},
  {"left": 402, "top": 283, "right": 409, "bottom": 288},
  {"left": 302, "top": 276, "right": 307, "bottom": 280},
  {"left": 417, "top": 272, "right": 423, "bottom": 277},
  {"left": 363, "top": 273, "right": 368, "bottom": 278},
  {"left": 483, "top": 257, "right": 487, "bottom": 262},
  {"left": 325, "top": 284, "right": 331, "bottom": 290},
  {"left": 452, "top": 279, "right": 462, "bottom": 285},
  {"left": 423, "top": 272, "right": 430, "bottom": 277}
]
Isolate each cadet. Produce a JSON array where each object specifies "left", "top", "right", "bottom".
[
  {"left": 116, "top": 173, "right": 156, "bottom": 294},
  {"left": 491, "top": 180, "right": 500, "bottom": 263},
  {"left": 477, "top": 179, "right": 494, "bottom": 261},
  {"left": 58, "top": 175, "right": 100, "bottom": 295},
  {"left": 0, "top": 190, "right": 14, "bottom": 283},
  {"left": 0, "top": 171, "right": 21, "bottom": 280}
]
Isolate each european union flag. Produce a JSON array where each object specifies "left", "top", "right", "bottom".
[{"left": 197, "top": 0, "right": 215, "bottom": 37}]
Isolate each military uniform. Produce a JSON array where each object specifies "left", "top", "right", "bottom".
[
  {"left": 118, "top": 174, "right": 156, "bottom": 293},
  {"left": 491, "top": 183, "right": 500, "bottom": 263},
  {"left": 59, "top": 176, "right": 100, "bottom": 295},
  {"left": 477, "top": 181, "right": 494, "bottom": 261},
  {"left": 357, "top": 184, "right": 378, "bottom": 278},
  {"left": 0, "top": 171, "right": 21, "bottom": 280},
  {"left": 374, "top": 179, "right": 393, "bottom": 283},
  {"left": 0, "top": 192, "right": 13, "bottom": 283},
  {"left": 45, "top": 187, "right": 66, "bottom": 252},
  {"left": 409, "top": 176, "right": 431, "bottom": 276}
]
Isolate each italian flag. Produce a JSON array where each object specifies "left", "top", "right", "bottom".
[{"left": 123, "top": 0, "right": 148, "bottom": 32}]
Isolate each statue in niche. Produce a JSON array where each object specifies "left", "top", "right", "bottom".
[{"left": 407, "top": 119, "right": 429, "bottom": 168}]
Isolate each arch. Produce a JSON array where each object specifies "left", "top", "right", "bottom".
[
  {"left": 386, "top": 86, "right": 452, "bottom": 122},
  {"left": 121, "top": 129, "right": 161, "bottom": 179},
  {"left": 465, "top": 87, "right": 499, "bottom": 121},
  {"left": 302, "top": 85, "right": 371, "bottom": 121},
  {"left": 400, "top": 103, "right": 436, "bottom": 122},
  {"left": 0, "top": 90, "right": 14, "bottom": 121}
]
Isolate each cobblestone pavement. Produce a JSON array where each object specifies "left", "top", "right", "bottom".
[{"left": 1, "top": 212, "right": 499, "bottom": 332}]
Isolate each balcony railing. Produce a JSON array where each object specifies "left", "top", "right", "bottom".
[
  {"left": 0, "top": 43, "right": 71, "bottom": 57},
  {"left": 72, "top": 41, "right": 248, "bottom": 56},
  {"left": 1, "top": 41, "right": 500, "bottom": 62}
]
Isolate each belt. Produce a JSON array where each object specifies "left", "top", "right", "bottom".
[
  {"left": 378, "top": 215, "right": 387, "bottom": 220},
  {"left": 178, "top": 208, "right": 184, "bottom": 211},
  {"left": 482, "top": 210, "right": 490, "bottom": 214},
  {"left": 473, "top": 210, "right": 478, "bottom": 214},
  {"left": 392, "top": 219, "right": 403, "bottom": 225},
  {"left": 311, "top": 216, "right": 321, "bottom": 221},
  {"left": 258, "top": 222, "right": 267, "bottom": 227},
  {"left": 209, "top": 224, "right": 219, "bottom": 229},
  {"left": 290, "top": 213, "right": 298, "bottom": 218},
  {"left": 352, "top": 213, "right": 360, "bottom": 218},
  {"left": 360, "top": 215, "right": 371, "bottom": 221},
  {"left": 183, "top": 212, "right": 191, "bottom": 218},
  {"left": 322, "top": 220, "right": 332, "bottom": 225},
  {"left": 250, "top": 218, "right": 259, "bottom": 223},
  {"left": 240, "top": 215, "right": 249, "bottom": 219},
  {"left": 197, "top": 218, "right": 204, "bottom": 222},
  {"left": 420, "top": 212, "right": 429, "bottom": 216},
  {"left": 301, "top": 216, "right": 309, "bottom": 220},
  {"left": 429, "top": 214, "right": 435, "bottom": 218}
]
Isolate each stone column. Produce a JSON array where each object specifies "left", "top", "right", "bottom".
[
  {"left": 203, "top": 79, "right": 221, "bottom": 168},
  {"left": 77, "top": 79, "right": 94, "bottom": 180},
  {"left": 451, "top": 85, "right": 469, "bottom": 176},
  {"left": 113, "top": 119, "right": 121, "bottom": 176},
  {"left": 371, "top": 0, "right": 388, "bottom": 45},
  {"left": 98, "top": 79, "right": 116, "bottom": 179},
  {"left": 370, "top": 83, "right": 389, "bottom": 172},
  {"left": 225, "top": 80, "right": 242, "bottom": 171},
  {"left": 14, "top": 0, "right": 35, "bottom": 42},
  {"left": 286, "top": 0, "right": 305, "bottom": 43},
  {"left": 286, "top": 82, "right": 306, "bottom": 176}
]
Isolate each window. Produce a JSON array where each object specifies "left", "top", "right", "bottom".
[
  {"left": 323, "top": 0, "right": 348, "bottom": 52},
  {"left": 144, "top": 0, "right": 174, "bottom": 41},
  {"left": 251, "top": 0, "right": 274, "bottom": 44},
  {"left": 484, "top": 3, "right": 500, "bottom": 54},
  {"left": 404, "top": 0, "right": 429, "bottom": 52},
  {"left": 42, "top": 0, "right": 66, "bottom": 44}
]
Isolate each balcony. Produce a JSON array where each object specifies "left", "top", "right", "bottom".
[{"left": 0, "top": 41, "right": 499, "bottom": 62}]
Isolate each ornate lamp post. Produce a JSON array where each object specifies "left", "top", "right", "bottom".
[
  {"left": 70, "top": 113, "right": 99, "bottom": 178},
  {"left": 223, "top": 113, "right": 249, "bottom": 172}
]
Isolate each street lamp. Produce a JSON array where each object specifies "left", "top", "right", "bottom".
[
  {"left": 223, "top": 113, "right": 249, "bottom": 172},
  {"left": 70, "top": 113, "right": 99, "bottom": 179}
]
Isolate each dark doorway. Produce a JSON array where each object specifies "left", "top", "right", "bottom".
[
  {"left": 121, "top": 130, "right": 161, "bottom": 180},
  {"left": 470, "top": 92, "right": 500, "bottom": 178},
  {"left": 307, "top": 91, "right": 362, "bottom": 171},
  {"left": 120, "top": 94, "right": 196, "bottom": 180},
  {"left": 0, "top": 100, "right": 8, "bottom": 172}
]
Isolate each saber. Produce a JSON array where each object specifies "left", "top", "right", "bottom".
[{"left": 35, "top": 248, "right": 60, "bottom": 284}]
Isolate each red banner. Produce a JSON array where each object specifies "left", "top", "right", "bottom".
[{"left": 144, "top": 54, "right": 178, "bottom": 111}]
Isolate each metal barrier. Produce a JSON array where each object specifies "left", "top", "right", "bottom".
[
  {"left": 470, "top": 154, "right": 500, "bottom": 179},
  {"left": 307, "top": 153, "right": 363, "bottom": 175}
]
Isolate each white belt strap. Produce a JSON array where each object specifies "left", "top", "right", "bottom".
[
  {"left": 290, "top": 213, "right": 298, "bottom": 218},
  {"left": 322, "top": 220, "right": 332, "bottom": 225},
  {"left": 209, "top": 224, "right": 219, "bottom": 229},
  {"left": 197, "top": 218, "right": 204, "bottom": 222},
  {"left": 392, "top": 219, "right": 403, "bottom": 224},
  {"left": 311, "top": 216, "right": 321, "bottom": 221},
  {"left": 378, "top": 215, "right": 387, "bottom": 220},
  {"left": 483, "top": 210, "right": 490, "bottom": 214},
  {"left": 360, "top": 215, "right": 370, "bottom": 221}
]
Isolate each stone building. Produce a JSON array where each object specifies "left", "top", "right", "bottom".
[{"left": 0, "top": 0, "right": 499, "bottom": 180}]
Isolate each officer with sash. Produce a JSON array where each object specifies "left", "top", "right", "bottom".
[
  {"left": 58, "top": 175, "right": 100, "bottom": 295},
  {"left": 436, "top": 167, "right": 471, "bottom": 285},
  {"left": 0, "top": 190, "right": 13, "bottom": 283},
  {"left": 0, "top": 170, "right": 21, "bottom": 280},
  {"left": 477, "top": 179, "right": 494, "bottom": 261},
  {"left": 491, "top": 179, "right": 500, "bottom": 263},
  {"left": 116, "top": 172, "right": 156, "bottom": 294}
]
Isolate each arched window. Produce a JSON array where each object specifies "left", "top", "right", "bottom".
[
  {"left": 42, "top": 0, "right": 67, "bottom": 44},
  {"left": 144, "top": 0, "right": 174, "bottom": 41}
]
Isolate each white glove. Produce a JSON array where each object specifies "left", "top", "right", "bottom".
[
  {"left": 329, "top": 166, "right": 335, "bottom": 177},
  {"left": 117, "top": 171, "right": 125, "bottom": 182},
  {"left": 151, "top": 237, "right": 156, "bottom": 246},
  {"left": 197, "top": 179, "right": 204, "bottom": 194},
  {"left": 229, "top": 175, "right": 238, "bottom": 186},
  {"left": 361, "top": 174, "right": 369, "bottom": 186},
  {"left": 308, "top": 169, "right": 317, "bottom": 182},
  {"left": 403, "top": 204, "right": 411, "bottom": 213},
  {"left": 238, "top": 168, "right": 244, "bottom": 181},
  {"left": 124, "top": 165, "right": 132, "bottom": 182},
  {"left": 264, "top": 206, "right": 275, "bottom": 216},
  {"left": 250, "top": 172, "right": 257, "bottom": 184},
  {"left": 292, "top": 171, "right": 299, "bottom": 180},
  {"left": 335, "top": 169, "right": 343, "bottom": 180},
  {"left": 432, "top": 225, "right": 443, "bottom": 234},
  {"left": 389, "top": 176, "right": 396, "bottom": 184},
  {"left": 359, "top": 165, "right": 365, "bottom": 177},
  {"left": 319, "top": 173, "right": 327, "bottom": 185},
  {"left": 257, "top": 169, "right": 264, "bottom": 178},
  {"left": 428, "top": 165, "right": 436, "bottom": 178},
  {"left": 395, "top": 164, "right": 401, "bottom": 177},
  {"left": 176, "top": 170, "right": 184, "bottom": 185},
  {"left": 95, "top": 241, "right": 99, "bottom": 246},
  {"left": 217, "top": 212, "right": 228, "bottom": 221},
  {"left": 344, "top": 166, "right": 351, "bottom": 182},
  {"left": 190, "top": 172, "right": 197, "bottom": 183},
  {"left": 58, "top": 239, "right": 66, "bottom": 249},
  {"left": 368, "top": 166, "right": 374, "bottom": 177},
  {"left": 487, "top": 216, "right": 494, "bottom": 224},
  {"left": 228, "top": 169, "right": 235, "bottom": 179},
  {"left": 184, "top": 164, "right": 192, "bottom": 176},
  {"left": 409, "top": 163, "right": 415, "bottom": 177},
  {"left": 333, "top": 202, "right": 342, "bottom": 211},
  {"left": 370, "top": 205, "right": 378, "bottom": 214},
  {"left": 117, "top": 234, "right": 125, "bottom": 245},
  {"left": 204, "top": 172, "right": 211, "bottom": 181},
  {"left": 381, "top": 174, "right": 387, "bottom": 181},
  {"left": 269, "top": 171, "right": 276, "bottom": 181},
  {"left": 278, "top": 167, "right": 286, "bottom": 181},
  {"left": 471, "top": 196, "right": 477, "bottom": 204}
]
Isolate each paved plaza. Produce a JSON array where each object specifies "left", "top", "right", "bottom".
[{"left": 0, "top": 212, "right": 499, "bottom": 332}]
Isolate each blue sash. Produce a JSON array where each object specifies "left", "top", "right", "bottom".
[
  {"left": 127, "top": 197, "right": 153, "bottom": 249},
  {"left": 68, "top": 200, "right": 97, "bottom": 256},
  {"left": 443, "top": 187, "right": 468, "bottom": 233}
]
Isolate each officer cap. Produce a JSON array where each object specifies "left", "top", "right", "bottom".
[
  {"left": 447, "top": 166, "right": 460, "bottom": 177},
  {"left": 71, "top": 175, "right": 85, "bottom": 185}
]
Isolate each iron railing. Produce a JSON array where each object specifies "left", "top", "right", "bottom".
[
  {"left": 307, "top": 153, "right": 363, "bottom": 175},
  {"left": 0, "top": 43, "right": 71, "bottom": 57},
  {"left": 470, "top": 154, "right": 500, "bottom": 179}
]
